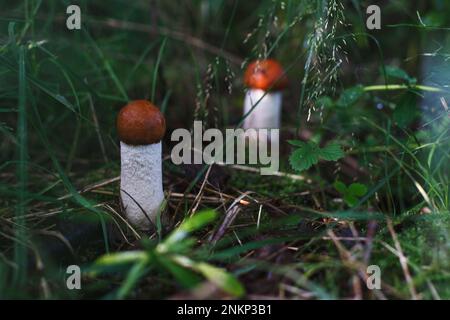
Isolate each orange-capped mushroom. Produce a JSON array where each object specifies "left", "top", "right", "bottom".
[
  {"left": 117, "top": 100, "right": 166, "bottom": 145},
  {"left": 242, "top": 59, "right": 286, "bottom": 136},
  {"left": 244, "top": 59, "right": 288, "bottom": 91},
  {"left": 117, "top": 100, "right": 166, "bottom": 230}
]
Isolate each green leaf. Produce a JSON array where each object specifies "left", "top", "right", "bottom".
[
  {"left": 195, "top": 262, "right": 245, "bottom": 297},
  {"left": 318, "top": 143, "right": 345, "bottom": 161},
  {"left": 160, "top": 237, "right": 197, "bottom": 254},
  {"left": 333, "top": 181, "right": 347, "bottom": 194},
  {"left": 348, "top": 183, "right": 368, "bottom": 197},
  {"left": 289, "top": 141, "right": 345, "bottom": 173},
  {"left": 384, "top": 66, "right": 416, "bottom": 84},
  {"left": 337, "top": 85, "right": 364, "bottom": 108},
  {"left": 344, "top": 194, "right": 359, "bottom": 207},
  {"left": 94, "top": 251, "right": 147, "bottom": 267},
  {"left": 161, "top": 210, "right": 217, "bottom": 252},
  {"left": 169, "top": 255, "right": 245, "bottom": 297},
  {"left": 178, "top": 209, "right": 217, "bottom": 233},
  {"left": 116, "top": 259, "right": 149, "bottom": 299},
  {"left": 333, "top": 181, "right": 368, "bottom": 207},
  {"left": 289, "top": 142, "right": 320, "bottom": 172},
  {"left": 156, "top": 255, "right": 202, "bottom": 289}
]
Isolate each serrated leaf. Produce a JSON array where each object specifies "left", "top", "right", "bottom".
[
  {"left": 319, "top": 143, "right": 345, "bottom": 161},
  {"left": 333, "top": 181, "right": 347, "bottom": 194},
  {"left": 289, "top": 141, "right": 344, "bottom": 173},
  {"left": 337, "top": 85, "right": 364, "bottom": 108},
  {"left": 348, "top": 183, "right": 368, "bottom": 197},
  {"left": 289, "top": 143, "right": 320, "bottom": 172}
]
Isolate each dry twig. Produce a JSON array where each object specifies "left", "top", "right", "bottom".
[{"left": 386, "top": 218, "right": 420, "bottom": 300}]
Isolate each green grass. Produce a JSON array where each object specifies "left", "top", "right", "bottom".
[{"left": 0, "top": 0, "right": 449, "bottom": 300}]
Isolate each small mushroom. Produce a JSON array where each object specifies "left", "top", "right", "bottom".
[
  {"left": 242, "top": 59, "right": 288, "bottom": 133},
  {"left": 117, "top": 100, "right": 166, "bottom": 230}
]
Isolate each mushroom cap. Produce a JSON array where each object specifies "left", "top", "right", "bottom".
[
  {"left": 244, "top": 59, "right": 288, "bottom": 91},
  {"left": 117, "top": 100, "right": 166, "bottom": 145}
]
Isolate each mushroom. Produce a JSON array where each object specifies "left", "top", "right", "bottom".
[
  {"left": 116, "top": 100, "right": 166, "bottom": 230},
  {"left": 242, "top": 59, "right": 288, "bottom": 134}
]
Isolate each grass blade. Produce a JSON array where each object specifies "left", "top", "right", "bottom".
[
  {"left": 151, "top": 37, "right": 167, "bottom": 103},
  {"left": 13, "top": 46, "right": 28, "bottom": 287}
]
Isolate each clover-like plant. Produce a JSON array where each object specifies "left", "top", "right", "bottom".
[{"left": 333, "top": 181, "right": 368, "bottom": 207}]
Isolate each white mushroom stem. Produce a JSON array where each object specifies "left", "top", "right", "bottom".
[
  {"left": 243, "top": 89, "right": 283, "bottom": 140},
  {"left": 243, "top": 89, "right": 282, "bottom": 131},
  {"left": 120, "top": 141, "right": 164, "bottom": 229}
]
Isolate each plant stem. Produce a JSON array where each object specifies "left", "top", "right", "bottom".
[{"left": 363, "top": 84, "right": 443, "bottom": 93}]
